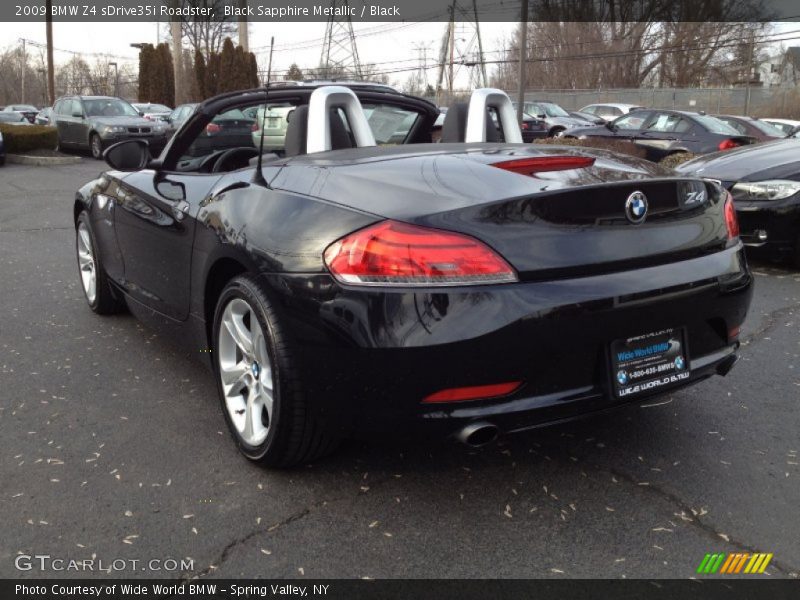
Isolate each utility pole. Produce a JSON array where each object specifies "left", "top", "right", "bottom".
[
  {"left": 516, "top": 2, "right": 528, "bottom": 125},
  {"left": 20, "top": 38, "right": 27, "bottom": 103},
  {"left": 45, "top": 0, "right": 55, "bottom": 105},
  {"left": 238, "top": 0, "right": 249, "bottom": 51},
  {"left": 434, "top": 0, "right": 487, "bottom": 104},
  {"left": 170, "top": 0, "right": 182, "bottom": 105}
]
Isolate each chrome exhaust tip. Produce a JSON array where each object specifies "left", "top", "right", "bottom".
[{"left": 456, "top": 421, "right": 499, "bottom": 447}]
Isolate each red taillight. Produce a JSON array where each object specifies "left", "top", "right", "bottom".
[
  {"left": 251, "top": 123, "right": 260, "bottom": 132},
  {"left": 718, "top": 139, "right": 740, "bottom": 151},
  {"left": 521, "top": 122, "right": 530, "bottom": 130},
  {"left": 144, "top": 115, "right": 154, "bottom": 121},
  {"left": 323, "top": 220, "right": 517, "bottom": 286},
  {"left": 728, "top": 325, "right": 741, "bottom": 342},
  {"left": 205, "top": 122, "right": 221, "bottom": 134},
  {"left": 422, "top": 381, "right": 523, "bottom": 403},
  {"left": 492, "top": 155, "right": 595, "bottom": 176},
  {"left": 724, "top": 192, "right": 739, "bottom": 239}
]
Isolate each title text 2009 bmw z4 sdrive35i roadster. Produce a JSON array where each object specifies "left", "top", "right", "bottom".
[{"left": 73, "top": 83, "right": 753, "bottom": 466}]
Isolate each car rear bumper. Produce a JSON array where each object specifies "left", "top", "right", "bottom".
[{"left": 265, "top": 244, "right": 753, "bottom": 439}]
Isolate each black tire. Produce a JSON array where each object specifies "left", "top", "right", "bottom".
[
  {"left": 212, "top": 275, "right": 340, "bottom": 467},
  {"left": 75, "top": 212, "right": 123, "bottom": 314},
  {"left": 549, "top": 127, "right": 565, "bottom": 138},
  {"left": 90, "top": 133, "right": 103, "bottom": 159}
]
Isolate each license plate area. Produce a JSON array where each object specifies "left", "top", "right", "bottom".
[{"left": 611, "top": 328, "right": 690, "bottom": 398}]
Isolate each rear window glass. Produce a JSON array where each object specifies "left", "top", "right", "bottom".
[{"left": 693, "top": 115, "right": 741, "bottom": 135}]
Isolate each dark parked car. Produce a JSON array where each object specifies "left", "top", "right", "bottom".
[
  {"left": 73, "top": 83, "right": 751, "bottom": 467},
  {"left": 165, "top": 103, "right": 199, "bottom": 132},
  {"left": 566, "top": 109, "right": 757, "bottom": 161},
  {"left": 183, "top": 108, "right": 256, "bottom": 158},
  {"left": 514, "top": 100, "right": 586, "bottom": 136},
  {"left": 2, "top": 104, "right": 39, "bottom": 123},
  {"left": 676, "top": 139, "right": 800, "bottom": 266},
  {"left": 52, "top": 96, "right": 171, "bottom": 159},
  {"left": 519, "top": 113, "right": 548, "bottom": 141},
  {"left": 713, "top": 115, "right": 785, "bottom": 141},
  {"left": 0, "top": 130, "right": 5, "bottom": 166},
  {"left": 35, "top": 106, "right": 54, "bottom": 126}
]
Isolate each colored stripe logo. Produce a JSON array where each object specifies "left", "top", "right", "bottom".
[{"left": 696, "top": 552, "right": 773, "bottom": 574}]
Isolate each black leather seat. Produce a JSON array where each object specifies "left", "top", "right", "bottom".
[
  {"left": 284, "top": 105, "right": 355, "bottom": 157},
  {"left": 441, "top": 102, "right": 504, "bottom": 143}
]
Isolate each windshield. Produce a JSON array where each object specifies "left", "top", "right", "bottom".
[
  {"left": 693, "top": 115, "right": 741, "bottom": 135},
  {"left": 524, "top": 102, "right": 569, "bottom": 118},
  {"left": 136, "top": 103, "right": 171, "bottom": 112},
  {"left": 83, "top": 99, "right": 140, "bottom": 118},
  {"left": 0, "top": 112, "right": 25, "bottom": 122},
  {"left": 750, "top": 119, "right": 785, "bottom": 136}
]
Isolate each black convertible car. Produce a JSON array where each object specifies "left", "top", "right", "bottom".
[{"left": 74, "top": 83, "right": 752, "bottom": 466}]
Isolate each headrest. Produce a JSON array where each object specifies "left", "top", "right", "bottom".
[
  {"left": 284, "top": 105, "right": 354, "bottom": 157},
  {"left": 441, "top": 103, "right": 503, "bottom": 143}
]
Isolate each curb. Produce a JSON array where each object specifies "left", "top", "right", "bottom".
[{"left": 6, "top": 153, "right": 82, "bottom": 166}]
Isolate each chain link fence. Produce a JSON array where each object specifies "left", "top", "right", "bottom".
[
  {"left": 428, "top": 87, "right": 800, "bottom": 117},
  {"left": 507, "top": 86, "right": 800, "bottom": 118}
]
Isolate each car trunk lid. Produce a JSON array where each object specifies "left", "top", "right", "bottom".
[{"left": 272, "top": 144, "right": 730, "bottom": 279}]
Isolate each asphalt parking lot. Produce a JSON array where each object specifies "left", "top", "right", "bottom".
[{"left": 1, "top": 159, "right": 799, "bottom": 580}]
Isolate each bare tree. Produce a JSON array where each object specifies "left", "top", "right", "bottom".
[{"left": 177, "top": 0, "right": 238, "bottom": 58}]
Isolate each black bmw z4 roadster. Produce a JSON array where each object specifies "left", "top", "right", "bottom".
[{"left": 73, "top": 82, "right": 753, "bottom": 466}]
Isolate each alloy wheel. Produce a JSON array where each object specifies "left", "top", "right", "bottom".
[
  {"left": 217, "top": 298, "right": 274, "bottom": 446},
  {"left": 76, "top": 222, "right": 97, "bottom": 304}
]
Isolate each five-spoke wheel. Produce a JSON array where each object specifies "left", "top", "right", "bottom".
[{"left": 217, "top": 297, "right": 275, "bottom": 447}]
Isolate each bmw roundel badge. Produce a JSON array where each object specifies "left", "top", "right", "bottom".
[{"left": 625, "top": 191, "right": 648, "bottom": 224}]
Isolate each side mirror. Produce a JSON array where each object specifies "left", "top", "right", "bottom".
[
  {"left": 72, "top": 111, "right": 83, "bottom": 118},
  {"left": 537, "top": 113, "right": 546, "bottom": 119},
  {"left": 104, "top": 139, "right": 151, "bottom": 171},
  {"left": 138, "top": 111, "right": 145, "bottom": 117},
  {"left": 605, "top": 121, "right": 616, "bottom": 131}
]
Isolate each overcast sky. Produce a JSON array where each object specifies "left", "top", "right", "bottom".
[
  {"left": 0, "top": 20, "right": 515, "bottom": 88},
  {"left": 2, "top": 20, "right": 797, "bottom": 89}
]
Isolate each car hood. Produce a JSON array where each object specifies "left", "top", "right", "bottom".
[
  {"left": 89, "top": 116, "right": 157, "bottom": 127},
  {"left": 675, "top": 138, "right": 800, "bottom": 182}
]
